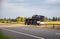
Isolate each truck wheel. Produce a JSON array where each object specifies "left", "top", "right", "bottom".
[{"left": 27, "top": 23, "right": 29, "bottom": 25}]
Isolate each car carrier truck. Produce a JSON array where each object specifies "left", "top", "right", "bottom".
[{"left": 25, "top": 15, "right": 45, "bottom": 25}]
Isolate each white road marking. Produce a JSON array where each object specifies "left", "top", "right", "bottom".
[
  {"left": 56, "top": 33, "right": 60, "bottom": 35},
  {"left": 3, "top": 29, "right": 45, "bottom": 39},
  {"left": 22, "top": 28, "right": 29, "bottom": 31},
  {"left": 22, "top": 28, "right": 28, "bottom": 30}
]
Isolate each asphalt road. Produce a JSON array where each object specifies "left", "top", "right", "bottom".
[{"left": 1, "top": 26, "right": 60, "bottom": 39}]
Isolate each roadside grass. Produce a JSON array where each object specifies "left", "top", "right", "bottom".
[
  {"left": 0, "top": 33, "right": 12, "bottom": 39},
  {"left": 0, "top": 21, "right": 60, "bottom": 30},
  {"left": 44, "top": 21, "right": 60, "bottom": 24}
]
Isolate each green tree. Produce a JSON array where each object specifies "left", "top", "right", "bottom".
[
  {"left": 20, "top": 17, "right": 25, "bottom": 22},
  {"left": 52, "top": 17, "right": 58, "bottom": 21},
  {"left": 44, "top": 17, "right": 52, "bottom": 22},
  {"left": 16, "top": 16, "right": 21, "bottom": 23},
  {"left": 3, "top": 18, "right": 7, "bottom": 23},
  {"left": 52, "top": 17, "right": 56, "bottom": 21},
  {"left": 58, "top": 17, "right": 60, "bottom": 21}
]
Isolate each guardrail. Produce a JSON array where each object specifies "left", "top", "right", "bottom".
[{"left": 40, "top": 22, "right": 60, "bottom": 29}]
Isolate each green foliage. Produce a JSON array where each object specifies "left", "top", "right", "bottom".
[
  {"left": 16, "top": 16, "right": 25, "bottom": 23},
  {"left": 44, "top": 17, "right": 52, "bottom": 22},
  {"left": 0, "top": 16, "right": 25, "bottom": 23},
  {"left": 0, "top": 16, "right": 60, "bottom": 23},
  {"left": 44, "top": 17, "right": 60, "bottom": 22},
  {"left": 57, "top": 17, "right": 60, "bottom": 21},
  {"left": 52, "top": 17, "right": 57, "bottom": 21}
]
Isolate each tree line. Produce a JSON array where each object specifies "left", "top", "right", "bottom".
[
  {"left": 45, "top": 17, "right": 60, "bottom": 22},
  {"left": 0, "top": 16, "right": 25, "bottom": 23},
  {"left": 0, "top": 16, "right": 60, "bottom": 23}
]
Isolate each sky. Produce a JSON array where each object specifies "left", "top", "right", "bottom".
[{"left": 0, "top": 0, "right": 60, "bottom": 18}]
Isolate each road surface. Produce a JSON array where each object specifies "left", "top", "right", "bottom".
[{"left": 1, "top": 26, "right": 60, "bottom": 39}]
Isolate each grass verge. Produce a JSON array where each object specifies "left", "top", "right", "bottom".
[{"left": 0, "top": 33, "right": 12, "bottom": 39}]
